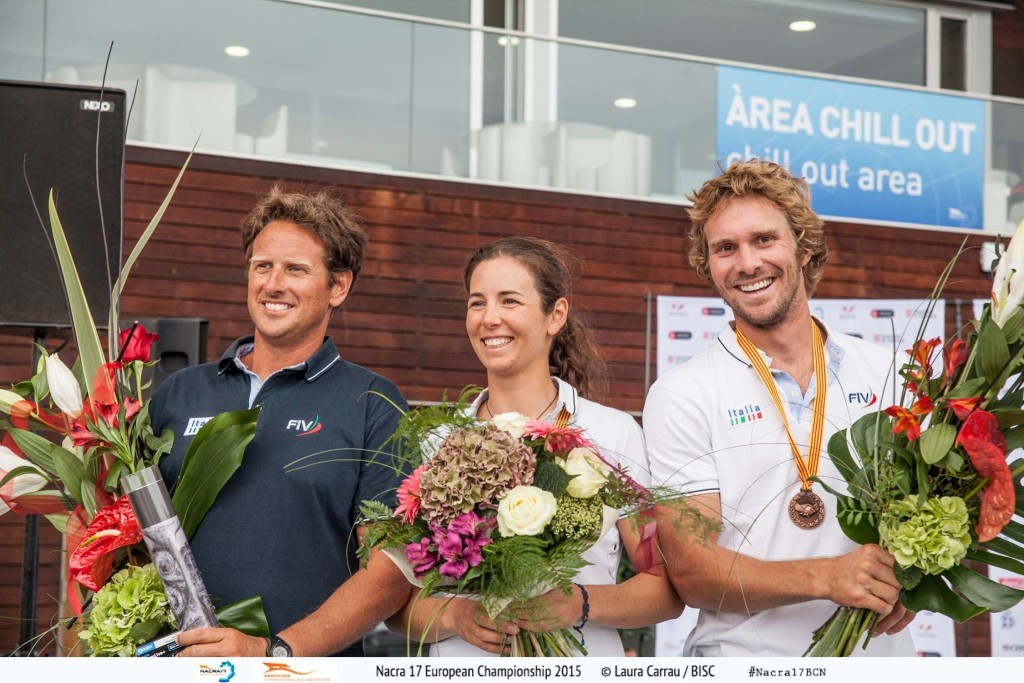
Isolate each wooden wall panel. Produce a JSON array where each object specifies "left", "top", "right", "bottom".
[{"left": 0, "top": 145, "right": 998, "bottom": 654}]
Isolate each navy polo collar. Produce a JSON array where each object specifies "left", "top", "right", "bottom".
[{"left": 217, "top": 336, "right": 342, "bottom": 382}]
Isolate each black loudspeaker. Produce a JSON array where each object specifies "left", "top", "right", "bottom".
[
  {"left": 0, "top": 80, "right": 125, "bottom": 329},
  {"left": 125, "top": 318, "right": 209, "bottom": 396}
]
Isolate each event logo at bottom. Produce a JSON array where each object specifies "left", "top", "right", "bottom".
[
  {"left": 199, "top": 661, "right": 235, "bottom": 683},
  {"left": 261, "top": 661, "right": 336, "bottom": 683}
]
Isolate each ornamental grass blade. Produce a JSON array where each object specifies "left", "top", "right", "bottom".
[
  {"left": 48, "top": 191, "right": 106, "bottom": 385},
  {"left": 171, "top": 407, "right": 259, "bottom": 539},
  {"left": 107, "top": 144, "right": 196, "bottom": 355},
  {"left": 946, "top": 564, "right": 1024, "bottom": 612}
]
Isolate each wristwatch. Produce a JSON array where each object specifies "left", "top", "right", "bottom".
[{"left": 266, "top": 635, "right": 293, "bottom": 658}]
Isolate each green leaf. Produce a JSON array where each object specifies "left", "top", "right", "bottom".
[
  {"left": 47, "top": 191, "right": 106, "bottom": 387},
  {"left": 850, "top": 413, "right": 885, "bottom": 461},
  {"left": 108, "top": 147, "right": 195, "bottom": 355},
  {"left": 47, "top": 446, "right": 85, "bottom": 506},
  {"left": 128, "top": 618, "right": 163, "bottom": 643},
  {"left": 826, "top": 429, "right": 860, "bottom": 486},
  {"left": 996, "top": 410, "right": 1024, "bottom": 434},
  {"left": 1001, "top": 519, "right": 1024, "bottom": 546},
  {"left": 7, "top": 428, "right": 57, "bottom": 472},
  {"left": 894, "top": 564, "right": 922, "bottom": 591},
  {"left": 0, "top": 465, "right": 49, "bottom": 490},
  {"left": 901, "top": 574, "right": 987, "bottom": 622},
  {"left": 999, "top": 306, "right": 1024, "bottom": 344},
  {"left": 215, "top": 596, "right": 270, "bottom": 637},
  {"left": 171, "top": 408, "right": 260, "bottom": 539},
  {"left": 934, "top": 450, "right": 964, "bottom": 472},
  {"left": 977, "top": 320, "right": 1011, "bottom": 386},
  {"left": 836, "top": 497, "right": 879, "bottom": 545},
  {"left": 980, "top": 536, "right": 1024, "bottom": 561},
  {"left": 947, "top": 564, "right": 1024, "bottom": 612},
  {"left": 1005, "top": 427, "right": 1024, "bottom": 454},
  {"left": 44, "top": 513, "right": 70, "bottom": 534},
  {"left": 966, "top": 548, "right": 1024, "bottom": 576},
  {"left": 918, "top": 423, "right": 956, "bottom": 465},
  {"left": 534, "top": 460, "right": 573, "bottom": 498},
  {"left": 948, "top": 377, "right": 986, "bottom": 399}
]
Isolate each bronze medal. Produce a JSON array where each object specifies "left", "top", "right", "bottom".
[{"left": 788, "top": 490, "right": 825, "bottom": 529}]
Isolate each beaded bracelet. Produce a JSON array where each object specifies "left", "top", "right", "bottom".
[{"left": 573, "top": 582, "right": 590, "bottom": 646}]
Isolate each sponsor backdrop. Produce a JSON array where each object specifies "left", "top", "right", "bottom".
[
  {"left": 717, "top": 66, "right": 986, "bottom": 230},
  {"left": 654, "top": 296, "right": 955, "bottom": 655},
  {"left": 656, "top": 296, "right": 946, "bottom": 379}
]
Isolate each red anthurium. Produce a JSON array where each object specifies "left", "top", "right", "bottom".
[
  {"left": 124, "top": 398, "right": 141, "bottom": 423},
  {"left": 884, "top": 397, "right": 933, "bottom": 442},
  {"left": 118, "top": 324, "right": 159, "bottom": 363},
  {"left": 945, "top": 396, "right": 982, "bottom": 421},
  {"left": 908, "top": 337, "right": 942, "bottom": 370},
  {"left": 67, "top": 497, "right": 143, "bottom": 612},
  {"left": 943, "top": 339, "right": 969, "bottom": 381},
  {"left": 956, "top": 410, "right": 1015, "bottom": 542}
]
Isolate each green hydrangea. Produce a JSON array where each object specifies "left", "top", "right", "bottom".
[
  {"left": 79, "top": 564, "right": 176, "bottom": 656},
  {"left": 419, "top": 424, "right": 535, "bottom": 526},
  {"left": 550, "top": 495, "right": 603, "bottom": 541},
  {"left": 879, "top": 495, "right": 971, "bottom": 575}
]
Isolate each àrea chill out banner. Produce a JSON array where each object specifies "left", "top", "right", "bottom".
[{"left": 716, "top": 66, "right": 985, "bottom": 230}]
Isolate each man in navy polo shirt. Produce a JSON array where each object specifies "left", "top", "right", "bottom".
[{"left": 151, "top": 186, "right": 410, "bottom": 657}]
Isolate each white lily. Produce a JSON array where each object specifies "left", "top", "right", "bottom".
[
  {"left": 991, "top": 218, "right": 1024, "bottom": 327},
  {"left": 0, "top": 445, "right": 48, "bottom": 517},
  {"left": 0, "top": 389, "right": 25, "bottom": 415},
  {"left": 44, "top": 353, "right": 84, "bottom": 417}
]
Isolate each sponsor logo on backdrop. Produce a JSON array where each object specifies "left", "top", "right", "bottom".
[
  {"left": 726, "top": 403, "right": 764, "bottom": 428},
  {"left": 199, "top": 661, "right": 235, "bottom": 682},
  {"left": 668, "top": 331, "right": 693, "bottom": 340},
  {"left": 184, "top": 417, "right": 213, "bottom": 436},
  {"left": 870, "top": 309, "right": 895, "bottom": 318},
  {"left": 261, "top": 661, "right": 335, "bottom": 682},
  {"left": 702, "top": 307, "right": 727, "bottom": 316}
]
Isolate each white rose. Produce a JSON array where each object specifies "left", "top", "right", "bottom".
[
  {"left": 497, "top": 485, "right": 557, "bottom": 537},
  {"left": 560, "top": 447, "right": 611, "bottom": 499},
  {"left": 489, "top": 411, "right": 529, "bottom": 439}
]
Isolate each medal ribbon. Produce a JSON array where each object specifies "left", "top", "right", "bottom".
[{"left": 734, "top": 321, "right": 827, "bottom": 492}]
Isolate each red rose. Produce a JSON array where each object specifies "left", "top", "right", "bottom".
[{"left": 118, "top": 324, "right": 159, "bottom": 363}]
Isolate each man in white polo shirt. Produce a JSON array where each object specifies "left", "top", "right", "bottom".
[{"left": 644, "top": 159, "right": 916, "bottom": 656}]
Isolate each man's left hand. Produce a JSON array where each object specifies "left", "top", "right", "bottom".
[{"left": 176, "top": 627, "right": 266, "bottom": 657}]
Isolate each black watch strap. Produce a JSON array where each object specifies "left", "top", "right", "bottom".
[{"left": 266, "top": 635, "right": 293, "bottom": 657}]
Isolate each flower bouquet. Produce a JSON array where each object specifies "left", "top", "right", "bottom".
[
  {"left": 358, "top": 391, "right": 657, "bottom": 656},
  {"left": 0, "top": 156, "right": 263, "bottom": 655},
  {"left": 805, "top": 224, "right": 1024, "bottom": 656}
]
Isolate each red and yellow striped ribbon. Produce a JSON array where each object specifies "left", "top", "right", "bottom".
[{"left": 734, "top": 321, "right": 827, "bottom": 492}]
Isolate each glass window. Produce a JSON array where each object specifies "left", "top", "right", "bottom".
[
  {"left": 303, "top": 0, "right": 472, "bottom": 23},
  {"left": 940, "top": 16, "right": 967, "bottom": 91},
  {"left": 558, "top": 0, "right": 926, "bottom": 86}
]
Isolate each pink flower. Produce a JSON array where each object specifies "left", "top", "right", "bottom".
[
  {"left": 405, "top": 537, "right": 437, "bottom": 578},
  {"left": 394, "top": 465, "right": 424, "bottom": 524},
  {"left": 430, "top": 511, "right": 495, "bottom": 580},
  {"left": 522, "top": 421, "right": 593, "bottom": 455}
]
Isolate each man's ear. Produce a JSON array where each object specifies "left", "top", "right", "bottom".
[{"left": 330, "top": 270, "right": 353, "bottom": 309}]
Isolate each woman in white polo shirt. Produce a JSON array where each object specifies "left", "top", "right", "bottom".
[{"left": 387, "top": 236, "right": 682, "bottom": 656}]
